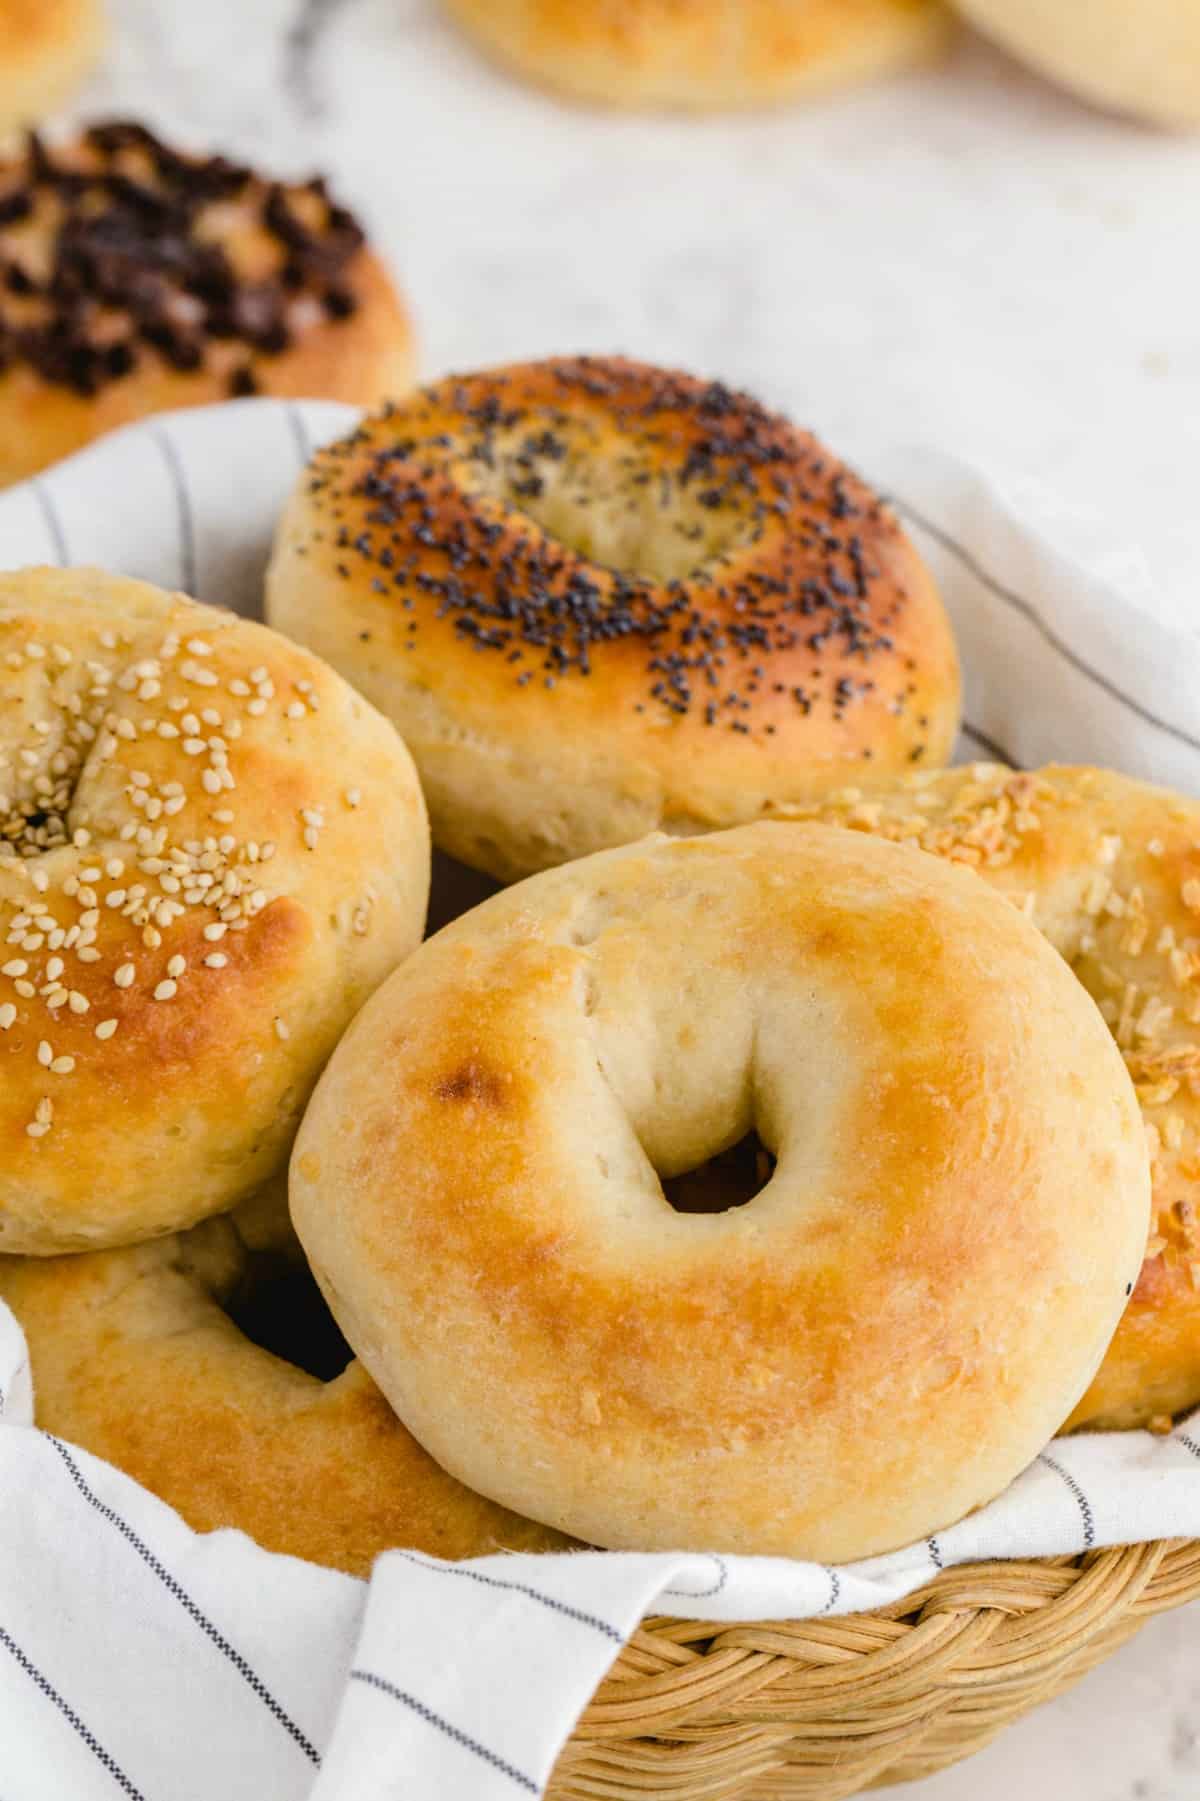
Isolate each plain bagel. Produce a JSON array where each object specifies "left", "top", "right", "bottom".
[
  {"left": 291, "top": 823, "right": 1149, "bottom": 1562},
  {"left": 443, "top": 0, "right": 954, "bottom": 111},
  {"left": 952, "top": 0, "right": 1200, "bottom": 129},
  {"left": 0, "top": 566, "right": 429, "bottom": 1255},
  {"left": 266, "top": 356, "right": 961, "bottom": 881}
]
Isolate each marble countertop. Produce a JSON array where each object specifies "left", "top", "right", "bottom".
[{"left": 71, "top": 3, "right": 1200, "bottom": 1794}]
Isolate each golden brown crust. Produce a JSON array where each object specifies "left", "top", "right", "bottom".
[
  {"left": 0, "top": 124, "right": 415, "bottom": 486},
  {"left": 266, "top": 357, "right": 960, "bottom": 881},
  {"left": 782, "top": 761, "right": 1200, "bottom": 1430},
  {"left": 0, "top": 1214, "right": 571, "bottom": 1574},
  {"left": 292, "top": 823, "right": 1148, "bottom": 1561},
  {"left": 0, "top": 566, "right": 430, "bottom": 1254},
  {"left": 0, "top": 0, "right": 105, "bottom": 132},
  {"left": 445, "top": 0, "right": 953, "bottom": 110}
]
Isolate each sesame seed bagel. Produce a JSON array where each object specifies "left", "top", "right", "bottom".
[
  {"left": 265, "top": 357, "right": 960, "bottom": 883},
  {"left": 0, "top": 121, "right": 415, "bottom": 486},
  {"left": 0, "top": 0, "right": 105, "bottom": 134},
  {"left": 0, "top": 1201, "right": 571, "bottom": 1574},
  {"left": 444, "top": 0, "right": 953, "bottom": 111},
  {"left": 786, "top": 761, "right": 1200, "bottom": 1432},
  {"left": 950, "top": 0, "right": 1200, "bottom": 128},
  {"left": 0, "top": 566, "right": 429, "bottom": 1255},
  {"left": 290, "top": 823, "right": 1148, "bottom": 1561}
]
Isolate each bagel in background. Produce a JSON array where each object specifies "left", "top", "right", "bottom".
[
  {"left": 787, "top": 761, "right": 1200, "bottom": 1431},
  {"left": 953, "top": 0, "right": 1200, "bottom": 129},
  {"left": 0, "top": 120, "right": 415, "bottom": 485},
  {"left": 444, "top": 0, "right": 953, "bottom": 110},
  {"left": 291, "top": 823, "right": 1148, "bottom": 1561},
  {"left": 0, "top": 0, "right": 104, "bottom": 133},
  {"left": 0, "top": 1208, "right": 572, "bottom": 1574},
  {"left": 0, "top": 566, "right": 429, "bottom": 1255},
  {"left": 266, "top": 356, "right": 960, "bottom": 882}
]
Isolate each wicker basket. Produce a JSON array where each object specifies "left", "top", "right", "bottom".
[{"left": 546, "top": 1538, "right": 1200, "bottom": 1798}]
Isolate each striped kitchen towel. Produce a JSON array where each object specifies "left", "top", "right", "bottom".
[{"left": 0, "top": 398, "right": 1199, "bottom": 1801}]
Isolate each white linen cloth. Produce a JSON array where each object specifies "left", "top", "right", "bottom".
[{"left": 1, "top": 398, "right": 1199, "bottom": 1801}]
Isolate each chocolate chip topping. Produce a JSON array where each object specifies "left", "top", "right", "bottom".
[
  {"left": 0, "top": 122, "right": 368, "bottom": 398},
  {"left": 299, "top": 359, "right": 932, "bottom": 746}
]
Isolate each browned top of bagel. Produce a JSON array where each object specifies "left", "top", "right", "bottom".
[
  {"left": 0, "top": 0, "right": 105, "bottom": 133},
  {"left": 0, "top": 567, "right": 429, "bottom": 1256},
  {"left": 0, "top": 1211, "right": 571, "bottom": 1574},
  {"left": 0, "top": 121, "right": 414, "bottom": 484},
  {"left": 267, "top": 357, "right": 960, "bottom": 879},
  {"left": 789, "top": 762, "right": 1200, "bottom": 1431},
  {"left": 444, "top": 0, "right": 953, "bottom": 111}
]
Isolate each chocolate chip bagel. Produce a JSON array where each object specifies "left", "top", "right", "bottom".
[
  {"left": 266, "top": 356, "right": 960, "bottom": 881},
  {"left": 0, "top": 122, "right": 415, "bottom": 485}
]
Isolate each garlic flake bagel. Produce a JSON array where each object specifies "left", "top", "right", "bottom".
[
  {"left": 0, "top": 566, "right": 429, "bottom": 1255},
  {"left": 444, "top": 0, "right": 953, "bottom": 111},
  {"left": 0, "top": 1211, "right": 571, "bottom": 1574},
  {"left": 952, "top": 0, "right": 1200, "bottom": 129},
  {"left": 291, "top": 823, "right": 1149, "bottom": 1562},
  {"left": 0, "top": 0, "right": 105, "bottom": 132},
  {"left": 789, "top": 762, "right": 1200, "bottom": 1430},
  {"left": 0, "top": 121, "right": 415, "bottom": 486},
  {"left": 266, "top": 357, "right": 960, "bottom": 882}
]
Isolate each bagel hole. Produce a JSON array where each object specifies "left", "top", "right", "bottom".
[
  {"left": 225, "top": 1254, "right": 353, "bottom": 1382},
  {"left": 466, "top": 446, "right": 750, "bottom": 584},
  {"left": 426, "top": 849, "right": 502, "bottom": 936},
  {"left": 660, "top": 1132, "right": 776, "bottom": 1216}
]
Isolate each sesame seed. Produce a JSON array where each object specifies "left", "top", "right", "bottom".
[
  {"left": 37, "top": 1041, "right": 52, "bottom": 1067},
  {"left": 0, "top": 1004, "right": 15, "bottom": 1029},
  {"left": 203, "top": 952, "right": 228, "bottom": 969},
  {"left": 153, "top": 979, "right": 177, "bottom": 1001},
  {"left": 114, "top": 963, "right": 136, "bottom": 988},
  {"left": 344, "top": 788, "right": 361, "bottom": 808},
  {"left": 50, "top": 1056, "right": 75, "bottom": 1075},
  {"left": 166, "top": 954, "right": 186, "bottom": 978},
  {"left": 274, "top": 1018, "right": 289, "bottom": 1039},
  {"left": 95, "top": 1018, "right": 118, "bottom": 1041}
]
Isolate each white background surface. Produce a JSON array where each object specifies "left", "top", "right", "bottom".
[{"left": 62, "top": 2, "right": 1200, "bottom": 1793}]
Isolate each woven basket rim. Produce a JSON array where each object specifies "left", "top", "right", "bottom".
[{"left": 547, "top": 1536, "right": 1200, "bottom": 1798}]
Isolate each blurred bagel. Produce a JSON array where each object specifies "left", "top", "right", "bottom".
[
  {"left": 0, "top": 0, "right": 105, "bottom": 133},
  {"left": 0, "top": 120, "right": 414, "bottom": 484},
  {"left": 954, "top": 0, "right": 1200, "bottom": 128},
  {"left": 266, "top": 356, "right": 960, "bottom": 882},
  {"left": 444, "top": 0, "right": 953, "bottom": 110},
  {"left": 0, "top": 1204, "right": 571, "bottom": 1574}
]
